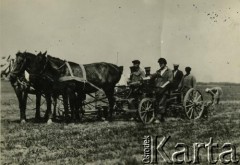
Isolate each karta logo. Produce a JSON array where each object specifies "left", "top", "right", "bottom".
[{"left": 142, "top": 136, "right": 239, "bottom": 164}]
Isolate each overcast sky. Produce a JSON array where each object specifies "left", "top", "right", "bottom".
[{"left": 1, "top": 0, "right": 240, "bottom": 83}]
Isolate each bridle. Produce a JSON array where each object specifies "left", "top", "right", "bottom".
[
  {"left": 10, "top": 56, "right": 27, "bottom": 77},
  {"left": 29, "top": 55, "right": 66, "bottom": 82},
  {"left": 38, "top": 55, "right": 49, "bottom": 75}
]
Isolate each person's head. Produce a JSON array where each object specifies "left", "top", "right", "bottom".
[
  {"left": 132, "top": 60, "right": 140, "bottom": 68},
  {"left": 144, "top": 67, "right": 151, "bottom": 76},
  {"left": 205, "top": 88, "right": 210, "bottom": 93},
  {"left": 158, "top": 58, "right": 167, "bottom": 69},
  {"left": 173, "top": 64, "right": 179, "bottom": 71},
  {"left": 185, "top": 67, "right": 191, "bottom": 74}
]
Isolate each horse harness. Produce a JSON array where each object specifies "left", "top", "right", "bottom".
[{"left": 56, "top": 60, "right": 104, "bottom": 92}]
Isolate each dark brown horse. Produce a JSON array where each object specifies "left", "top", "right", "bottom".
[
  {"left": 10, "top": 51, "right": 123, "bottom": 123},
  {"left": 35, "top": 53, "right": 123, "bottom": 121},
  {"left": 9, "top": 51, "right": 56, "bottom": 124}
]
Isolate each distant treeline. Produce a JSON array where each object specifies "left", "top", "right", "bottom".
[{"left": 197, "top": 82, "right": 240, "bottom": 86}]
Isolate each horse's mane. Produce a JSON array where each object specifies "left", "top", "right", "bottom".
[
  {"left": 17, "top": 51, "right": 35, "bottom": 56},
  {"left": 47, "top": 55, "right": 65, "bottom": 63}
]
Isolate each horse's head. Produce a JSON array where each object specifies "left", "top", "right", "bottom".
[
  {"left": 35, "top": 51, "right": 62, "bottom": 80},
  {"left": 35, "top": 51, "right": 48, "bottom": 73},
  {"left": 9, "top": 52, "right": 27, "bottom": 83},
  {"left": 9, "top": 51, "right": 45, "bottom": 84}
]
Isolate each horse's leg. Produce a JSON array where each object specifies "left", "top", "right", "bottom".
[
  {"left": 52, "top": 92, "right": 58, "bottom": 120},
  {"left": 62, "top": 91, "right": 70, "bottom": 122},
  {"left": 75, "top": 92, "right": 84, "bottom": 122},
  {"left": 45, "top": 94, "right": 53, "bottom": 124},
  {"left": 104, "top": 86, "right": 115, "bottom": 122},
  {"left": 22, "top": 89, "right": 28, "bottom": 114},
  {"left": 53, "top": 96, "right": 57, "bottom": 119},
  {"left": 35, "top": 92, "right": 41, "bottom": 121},
  {"left": 13, "top": 86, "right": 27, "bottom": 123},
  {"left": 68, "top": 88, "right": 77, "bottom": 122}
]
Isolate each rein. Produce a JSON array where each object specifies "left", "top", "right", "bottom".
[{"left": 47, "top": 56, "right": 66, "bottom": 71}]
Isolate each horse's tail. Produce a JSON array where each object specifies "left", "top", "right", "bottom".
[
  {"left": 112, "top": 65, "right": 123, "bottom": 85},
  {"left": 118, "top": 66, "right": 123, "bottom": 74}
]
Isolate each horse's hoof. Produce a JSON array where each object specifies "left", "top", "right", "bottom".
[
  {"left": 104, "top": 120, "right": 109, "bottom": 124},
  {"left": 47, "top": 119, "right": 52, "bottom": 125},
  {"left": 20, "top": 120, "right": 26, "bottom": 124},
  {"left": 53, "top": 115, "right": 56, "bottom": 120},
  {"left": 35, "top": 117, "right": 42, "bottom": 122},
  {"left": 107, "top": 118, "right": 113, "bottom": 122},
  {"left": 35, "top": 114, "right": 41, "bottom": 119}
]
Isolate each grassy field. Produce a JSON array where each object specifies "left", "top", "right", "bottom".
[{"left": 1, "top": 80, "right": 240, "bottom": 164}]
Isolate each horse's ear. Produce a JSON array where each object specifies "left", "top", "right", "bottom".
[
  {"left": 16, "top": 51, "right": 21, "bottom": 56},
  {"left": 42, "top": 51, "right": 47, "bottom": 56},
  {"left": 37, "top": 51, "right": 42, "bottom": 56}
]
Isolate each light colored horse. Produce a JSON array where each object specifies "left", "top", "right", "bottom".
[{"left": 1, "top": 55, "right": 15, "bottom": 79}]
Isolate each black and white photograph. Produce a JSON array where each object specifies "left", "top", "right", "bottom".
[{"left": 1, "top": 0, "right": 240, "bottom": 164}]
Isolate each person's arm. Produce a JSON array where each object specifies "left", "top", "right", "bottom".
[
  {"left": 208, "top": 89, "right": 215, "bottom": 96},
  {"left": 179, "top": 71, "right": 184, "bottom": 80},
  {"left": 129, "top": 73, "right": 133, "bottom": 81},
  {"left": 178, "top": 76, "right": 184, "bottom": 90},
  {"left": 150, "top": 72, "right": 157, "bottom": 80},
  {"left": 161, "top": 70, "right": 173, "bottom": 88},
  {"left": 140, "top": 70, "right": 146, "bottom": 78}
]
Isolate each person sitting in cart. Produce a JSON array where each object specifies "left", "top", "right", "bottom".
[
  {"left": 128, "top": 60, "right": 145, "bottom": 85},
  {"left": 205, "top": 86, "right": 223, "bottom": 105},
  {"left": 150, "top": 58, "right": 173, "bottom": 123},
  {"left": 178, "top": 66, "right": 196, "bottom": 96},
  {"left": 127, "top": 60, "right": 145, "bottom": 99}
]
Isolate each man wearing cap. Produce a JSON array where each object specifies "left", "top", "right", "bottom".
[
  {"left": 172, "top": 64, "right": 183, "bottom": 90},
  {"left": 150, "top": 58, "right": 173, "bottom": 122},
  {"left": 129, "top": 60, "right": 145, "bottom": 83},
  {"left": 178, "top": 67, "right": 196, "bottom": 96}
]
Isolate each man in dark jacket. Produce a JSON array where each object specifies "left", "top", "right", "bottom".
[
  {"left": 172, "top": 64, "right": 183, "bottom": 90},
  {"left": 151, "top": 58, "right": 173, "bottom": 123}
]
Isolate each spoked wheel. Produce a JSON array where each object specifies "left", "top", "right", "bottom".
[
  {"left": 138, "top": 98, "right": 155, "bottom": 124},
  {"left": 183, "top": 88, "right": 204, "bottom": 120}
]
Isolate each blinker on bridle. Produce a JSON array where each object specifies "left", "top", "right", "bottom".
[{"left": 10, "top": 56, "right": 27, "bottom": 76}]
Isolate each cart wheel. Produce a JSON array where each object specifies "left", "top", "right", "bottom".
[
  {"left": 183, "top": 88, "right": 204, "bottom": 120},
  {"left": 138, "top": 98, "right": 155, "bottom": 124}
]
